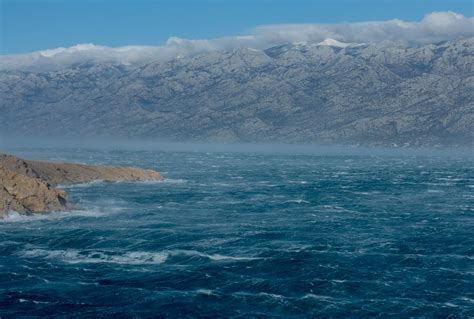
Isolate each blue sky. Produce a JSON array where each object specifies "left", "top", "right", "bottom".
[{"left": 1, "top": 0, "right": 473, "bottom": 54}]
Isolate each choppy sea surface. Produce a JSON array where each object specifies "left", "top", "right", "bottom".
[{"left": 0, "top": 147, "right": 473, "bottom": 317}]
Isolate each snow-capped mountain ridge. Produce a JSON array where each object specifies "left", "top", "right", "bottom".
[
  {"left": 317, "top": 38, "right": 363, "bottom": 47},
  {"left": 1, "top": 37, "right": 472, "bottom": 147}
]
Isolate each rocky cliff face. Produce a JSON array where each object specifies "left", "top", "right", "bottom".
[
  {"left": 1, "top": 38, "right": 473, "bottom": 146},
  {"left": 0, "top": 167, "right": 70, "bottom": 218},
  {"left": 0, "top": 153, "right": 163, "bottom": 216}
]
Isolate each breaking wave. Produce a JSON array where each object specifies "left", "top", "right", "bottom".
[{"left": 18, "top": 248, "right": 261, "bottom": 265}]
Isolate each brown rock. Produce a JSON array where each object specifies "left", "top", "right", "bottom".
[
  {"left": 0, "top": 166, "right": 70, "bottom": 218},
  {"left": 0, "top": 153, "right": 164, "bottom": 217},
  {"left": 0, "top": 153, "right": 163, "bottom": 186}
]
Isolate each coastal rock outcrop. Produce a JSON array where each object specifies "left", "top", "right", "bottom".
[
  {"left": 0, "top": 166, "right": 70, "bottom": 218},
  {"left": 0, "top": 153, "right": 163, "bottom": 217},
  {"left": 0, "top": 153, "right": 163, "bottom": 186}
]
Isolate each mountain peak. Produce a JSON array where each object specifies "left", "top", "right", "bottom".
[{"left": 317, "top": 38, "right": 360, "bottom": 48}]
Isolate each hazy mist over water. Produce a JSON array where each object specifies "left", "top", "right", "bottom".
[{"left": 1, "top": 137, "right": 472, "bottom": 158}]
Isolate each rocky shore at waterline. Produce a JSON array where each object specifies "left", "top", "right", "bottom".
[{"left": 0, "top": 153, "right": 163, "bottom": 217}]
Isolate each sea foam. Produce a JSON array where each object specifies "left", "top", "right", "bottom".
[{"left": 18, "top": 248, "right": 261, "bottom": 265}]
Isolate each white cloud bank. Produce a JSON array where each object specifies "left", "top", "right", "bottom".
[{"left": 1, "top": 11, "right": 473, "bottom": 71}]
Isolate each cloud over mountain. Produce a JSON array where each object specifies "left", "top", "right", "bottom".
[
  {"left": 1, "top": 11, "right": 472, "bottom": 71},
  {"left": 253, "top": 11, "right": 473, "bottom": 45}
]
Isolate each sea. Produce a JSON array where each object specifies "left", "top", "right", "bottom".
[{"left": 0, "top": 144, "right": 473, "bottom": 317}]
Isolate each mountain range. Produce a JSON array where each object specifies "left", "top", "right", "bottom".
[{"left": 1, "top": 37, "right": 473, "bottom": 146}]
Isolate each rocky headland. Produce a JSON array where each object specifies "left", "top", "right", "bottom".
[{"left": 0, "top": 153, "right": 163, "bottom": 217}]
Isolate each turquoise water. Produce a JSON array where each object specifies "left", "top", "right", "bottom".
[{"left": 1, "top": 148, "right": 473, "bottom": 317}]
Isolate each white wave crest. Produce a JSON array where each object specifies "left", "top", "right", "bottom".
[
  {"left": 1, "top": 210, "right": 99, "bottom": 223},
  {"left": 19, "top": 249, "right": 168, "bottom": 265},
  {"left": 170, "top": 249, "right": 260, "bottom": 261},
  {"left": 18, "top": 248, "right": 261, "bottom": 265},
  {"left": 283, "top": 199, "right": 310, "bottom": 204},
  {"left": 1, "top": 205, "right": 124, "bottom": 223},
  {"left": 163, "top": 178, "right": 188, "bottom": 184}
]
